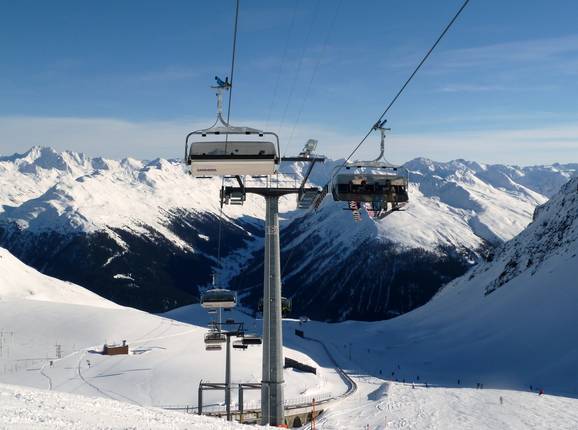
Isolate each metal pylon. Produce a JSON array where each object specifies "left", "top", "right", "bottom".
[
  {"left": 261, "top": 195, "right": 284, "bottom": 425},
  {"left": 218, "top": 155, "right": 325, "bottom": 426}
]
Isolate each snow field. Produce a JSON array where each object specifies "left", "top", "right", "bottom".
[{"left": 0, "top": 382, "right": 255, "bottom": 430}]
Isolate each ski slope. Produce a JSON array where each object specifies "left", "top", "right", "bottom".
[
  {"left": 0, "top": 382, "right": 253, "bottom": 430},
  {"left": 288, "top": 177, "right": 578, "bottom": 429},
  {"left": 1, "top": 164, "right": 577, "bottom": 429},
  {"left": 0, "top": 246, "right": 343, "bottom": 421},
  {"left": 0, "top": 301, "right": 338, "bottom": 410},
  {"left": 301, "top": 377, "right": 578, "bottom": 430},
  {"left": 0, "top": 247, "right": 117, "bottom": 308}
]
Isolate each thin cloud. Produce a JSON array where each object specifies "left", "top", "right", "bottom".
[
  {"left": 391, "top": 34, "right": 578, "bottom": 74},
  {"left": 443, "top": 34, "right": 578, "bottom": 68},
  {"left": 435, "top": 83, "right": 559, "bottom": 93},
  {"left": 436, "top": 83, "right": 508, "bottom": 93},
  {"left": 0, "top": 116, "right": 576, "bottom": 166},
  {"left": 137, "top": 66, "right": 202, "bottom": 82}
]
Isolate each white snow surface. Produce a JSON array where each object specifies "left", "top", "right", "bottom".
[
  {"left": 0, "top": 300, "right": 339, "bottom": 410},
  {"left": 302, "top": 378, "right": 578, "bottom": 430},
  {"left": 0, "top": 382, "right": 254, "bottom": 430},
  {"left": 288, "top": 177, "right": 578, "bottom": 428},
  {"left": 0, "top": 247, "right": 118, "bottom": 308},
  {"left": 0, "top": 251, "right": 343, "bottom": 427}
]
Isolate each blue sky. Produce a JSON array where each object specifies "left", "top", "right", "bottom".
[{"left": 1, "top": 0, "right": 577, "bottom": 164}]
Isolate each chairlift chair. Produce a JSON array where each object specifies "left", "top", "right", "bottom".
[
  {"left": 242, "top": 334, "right": 262, "bottom": 346},
  {"left": 205, "top": 344, "right": 222, "bottom": 352},
  {"left": 204, "top": 331, "right": 226, "bottom": 345},
  {"left": 331, "top": 123, "right": 409, "bottom": 221},
  {"left": 257, "top": 296, "right": 292, "bottom": 317},
  {"left": 233, "top": 340, "right": 248, "bottom": 350},
  {"left": 200, "top": 288, "right": 237, "bottom": 309},
  {"left": 185, "top": 78, "right": 280, "bottom": 176}
]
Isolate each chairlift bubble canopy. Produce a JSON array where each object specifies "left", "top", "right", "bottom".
[
  {"left": 185, "top": 80, "right": 280, "bottom": 176},
  {"left": 201, "top": 288, "right": 237, "bottom": 309}
]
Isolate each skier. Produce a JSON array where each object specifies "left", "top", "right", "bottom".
[
  {"left": 500, "top": 396, "right": 503, "bottom": 405},
  {"left": 539, "top": 388, "right": 544, "bottom": 396}
]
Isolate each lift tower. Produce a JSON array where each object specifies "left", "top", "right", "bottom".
[{"left": 220, "top": 154, "right": 324, "bottom": 426}]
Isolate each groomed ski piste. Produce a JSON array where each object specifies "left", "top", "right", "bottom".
[{"left": 1, "top": 179, "right": 578, "bottom": 429}]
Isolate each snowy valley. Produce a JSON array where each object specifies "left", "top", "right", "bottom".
[{"left": 1, "top": 152, "right": 577, "bottom": 428}]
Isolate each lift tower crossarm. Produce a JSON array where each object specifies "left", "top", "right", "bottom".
[{"left": 219, "top": 154, "right": 324, "bottom": 426}]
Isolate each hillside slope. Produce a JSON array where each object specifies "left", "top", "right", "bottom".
[
  {"left": 0, "top": 382, "right": 252, "bottom": 430},
  {"left": 0, "top": 247, "right": 117, "bottom": 308},
  {"left": 0, "top": 253, "right": 339, "bottom": 412},
  {"left": 298, "top": 177, "right": 578, "bottom": 394}
]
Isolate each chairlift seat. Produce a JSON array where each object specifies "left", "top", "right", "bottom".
[
  {"left": 233, "top": 340, "right": 248, "bottom": 350},
  {"left": 242, "top": 335, "right": 262, "bottom": 345},
  {"left": 205, "top": 344, "right": 222, "bottom": 351}
]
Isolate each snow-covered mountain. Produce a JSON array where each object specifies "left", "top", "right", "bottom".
[
  {"left": 0, "top": 146, "right": 575, "bottom": 319},
  {"left": 304, "top": 176, "right": 578, "bottom": 394},
  {"left": 233, "top": 158, "right": 576, "bottom": 320}
]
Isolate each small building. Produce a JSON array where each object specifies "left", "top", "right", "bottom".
[{"left": 103, "top": 340, "right": 129, "bottom": 355}]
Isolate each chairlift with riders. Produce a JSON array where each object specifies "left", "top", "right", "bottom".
[{"left": 331, "top": 120, "right": 409, "bottom": 221}]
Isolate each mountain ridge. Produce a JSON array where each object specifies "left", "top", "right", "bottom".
[{"left": 0, "top": 146, "right": 575, "bottom": 318}]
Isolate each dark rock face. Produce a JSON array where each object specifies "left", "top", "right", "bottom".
[
  {"left": 0, "top": 206, "right": 476, "bottom": 320},
  {"left": 229, "top": 223, "right": 475, "bottom": 322}
]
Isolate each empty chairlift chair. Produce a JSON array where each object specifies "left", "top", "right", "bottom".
[
  {"left": 204, "top": 330, "right": 226, "bottom": 345},
  {"left": 185, "top": 77, "right": 280, "bottom": 177},
  {"left": 205, "top": 344, "right": 222, "bottom": 352},
  {"left": 233, "top": 340, "right": 248, "bottom": 350},
  {"left": 331, "top": 123, "right": 409, "bottom": 221},
  {"left": 241, "top": 334, "right": 262, "bottom": 346}
]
